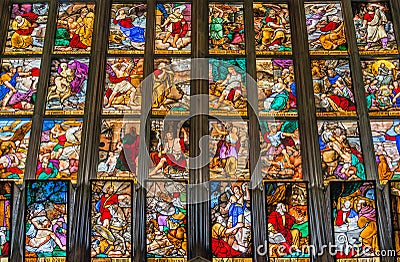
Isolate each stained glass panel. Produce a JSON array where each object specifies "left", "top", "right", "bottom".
[
  {"left": 361, "top": 59, "right": 400, "bottom": 116},
  {"left": 146, "top": 180, "right": 187, "bottom": 260},
  {"left": 25, "top": 180, "right": 68, "bottom": 260},
  {"left": 331, "top": 182, "right": 379, "bottom": 259},
  {"left": 390, "top": 182, "right": 400, "bottom": 259},
  {"left": 37, "top": 119, "right": 83, "bottom": 183},
  {"left": 209, "top": 3, "right": 245, "bottom": 55},
  {"left": 352, "top": 2, "right": 398, "bottom": 55},
  {"left": 305, "top": 2, "right": 347, "bottom": 55},
  {"left": 109, "top": 4, "right": 146, "bottom": 54},
  {"left": 152, "top": 58, "right": 190, "bottom": 116},
  {"left": 209, "top": 58, "right": 247, "bottom": 116},
  {"left": 4, "top": 3, "right": 49, "bottom": 55},
  {"left": 370, "top": 120, "right": 400, "bottom": 182},
  {"left": 0, "top": 182, "right": 12, "bottom": 261},
  {"left": 260, "top": 120, "right": 302, "bottom": 180},
  {"left": 54, "top": 3, "right": 95, "bottom": 54},
  {"left": 0, "top": 58, "right": 40, "bottom": 115},
  {"left": 318, "top": 121, "right": 365, "bottom": 182},
  {"left": 103, "top": 57, "right": 143, "bottom": 115},
  {"left": 257, "top": 59, "right": 297, "bottom": 117},
  {"left": 91, "top": 180, "right": 133, "bottom": 261},
  {"left": 0, "top": 118, "right": 31, "bottom": 181},
  {"left": 311, "top": 59, "right": 356, "bottom": 117},
  {"left": 265, "top": 182, "right": 309, "bottom": 260},
  {"left": 254, "top": 3, "right": 292, "bottom": 55},
  {"left": 149, "top": 119, "right": 189, "bottom": 180},
  {"left": 98, "top": 119, "right": 140, "bottom": 179},
  {"left": 155, "top": 3, "right": 191, "bottom": 54},
  {"left": 209, "top": 120, "right": 249, "bottom": 180},
  {"left": 210, "top": 180, "right": 252, "bottom": 261},
  {"left": 46, "top": 58, "right": 89, "bottom": 115}
]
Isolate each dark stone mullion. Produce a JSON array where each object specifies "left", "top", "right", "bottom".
[
  {"left": 9, "top": 0, "right": 57, "bottom": 261},
  {"left": 135, "top": 0, "right": 156, "bottom": 260},
  {"left": 244, "top": 0, "right": 267, "bottom": 261},
  {"left": 341, "top": 1, "right": 394, "bottom": 260},
  {"left": 289, "top": 0, "right": 334, "bottom": 261},
  {"left": 68, "top": 0, "right": 111, "bottom": 261},
  {"left": 189, "top": 0, "right": 210, "bottom": 259}
]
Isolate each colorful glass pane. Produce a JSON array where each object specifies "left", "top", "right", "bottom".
[
  {"left": 46, "top": 58, "right": 89, "bottom": 115},
  {"left": 149, "top": 119, "right": 189, "bottom": 179},
  {"left": 91, "top": 180, "right": 133, "bottom": 261},
  {"left": 390, "top": 182, "right": 400, "bottom": 259},
  {"left": 0, "top": 118, "right": 31, "bottom": 181},
  {"left": 103, "top": 57, "right": 143, "bottom": 115},
  {"left": 311, "top": 59, "right": 356, "bottom": 117},
  {"left": 210, "top": 181, "right": 252, "bottom": 260},
  {"left": 98, "top": 119, "right": 140, "bottom": 179},
  {"left": 260, "top": 120, "right": 302, "bottom": 180},
  {"left": 25, "top": 181, "right": 68, "bottom": 260},
  {"left": 109, "top": 4, "right": 146, "bottom": 54},
  {"left": 209, "top": 121, "right": 249, "bottom": 180},
  {"left": 146, "top": 180, "right": 187, "bottom": 259},
  {"left": 352, "top": 2, "right": 398, "bottom": 55},
  {"left": 318, "top": 121, "right": 365, "bottom": 182},
  {"left": 257, "top": 59, "right": 297, "bottom": 117},
  {"left": 361, "top": 59, "right": 400, "bottom": 116},
  {"left": 155, "top": 3, "right": 191, "bottom": 54},
  {"left": 265, "top": 182, "right": 309, "bottom": 260},
  {"left": 209, "top": 3, "right": 245, "bottom": 55},
  {"left": 37, "top": 119, "right": 83, "bottom": 182},
  {"left": 331, "top": 182, "right": 379, "bottom": 259},
  {"left": 152, "top": 58, "right": 190, "bottom": 116},
  {"left": 54, "top": 3, "right": 95, "bottom": 54},
  {"left": 371, "top": 120, "right": 400, "bottom": 182},
  {"left": 4, "top": 3, "right": 49, "bottom": 55},
  {"left": 0, "top": 58, "right": 41, "bottom": 115},
  {"left": 0, "top": 182, "right": 12, "bottom": 261},
  {"left": 209, "top": 58, "right": 247, "bottom": 116},
  {"left": 305, "top": 2, "right": 347, "bottom": 55},
  {"left": 254, "top": 3, "right": 292, "bottom": 55}
]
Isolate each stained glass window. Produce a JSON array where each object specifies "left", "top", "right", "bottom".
[
  {"left": 109, "top": 4, "right": 147, "bottom": 54},
  {"left": 0, "top": 118, "right": 31, "bottom": 181},
  {"left": 25, "top": 180, "right": 68, "bottom": 260},
  {"left": 331, "top": 181, "right": 380, "bottom": 260},
  {"left": 155, "top": 3, "right": 191, "bottom": 54},
  {"left": 265, "top": 182, "right": 310, "bottom": 260},
  {"left": 209, "top": 58, "right": 247, "bottom": 116},
  {"left": 305, "top": 2, "right": 347, "bottom": 55},
  {"left": 98, "top": 119, "right": 140, "bottom": 179},
  {"left": 103, "top": 57, "right": 143, "bottom": 115},
  {"left": 54, "top": 3, "right": 95, "bottom": 54},
  {"left": 254, "top": 3, "right": 292, "bottom": 55},
  {"left": 146, "top": 180, "right": 187, "bottom": 259},
  {"left": 46, "top": 58, "right": 90, "bottom": 115},
  {"left": 37, "top": 119, "right": 83, "bottom": 183},
  {"left": 352, "top": 2, "right": 398, "bottom": 55},
  {"left": 152, "top": 58, "right": 191, "bottom": 116},
  {"left": 318, "top": 121, "right": 365, "bottom": 183},
  {"left": 0, "top": 182, "right": 12, "bottom": 261},
  {"left": 0, "top": 58, "right": 40, "bottom": 114},
  {"left": 211, "top": 180, "right": 252, "bottom": 260},
  {"left": 209, "top": 3, "right": 245, "bottom": 55},
  {"left": 256, "top": 59, "right": 297, "bottom": 117},
  {"left": 4, "top": 3, "right": 49, "bottom": 55},
  {"left": 90, "top": 180, "right": 133, "bottom": 260}
]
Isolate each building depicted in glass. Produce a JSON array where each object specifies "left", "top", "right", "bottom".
[{"left": 0, "top": 0, "right": 399, "bottom": 261}]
